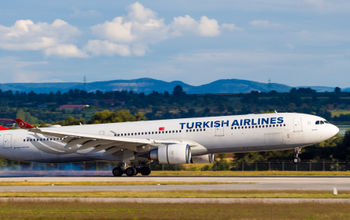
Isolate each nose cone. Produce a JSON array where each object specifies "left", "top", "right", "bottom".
[{"left": 330, "top": 124, "right": 339, "bottom": 137}]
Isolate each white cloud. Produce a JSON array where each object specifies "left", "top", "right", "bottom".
[
  {"left": 92, "top": 17, "right": 135, "bottom": 43},
  {"left": 84, "top": 40, "right": 131, "bottom": 56},
  {"left": 88, "top": 2, "right": 236, "bottom": 56},
  {"left": 171, "top": 15, "right": 197, "bottom": 36},
  {"left": 0, "top": 19, "right": 83, "bottom": 58},
  {"left": 44, "top": 44, "right": 87, "bottom": 58},
  {"left": 0, "top": 2, "right": 238, "bottom": 58},
  {"left": 198, "top": 16, "right": 220, "bottom": 37},
  {"left": 250, "top": 20, "right": 280, "bottom": 28},
  {"left": 221, "top": 23, "right": 241, "bottom": 31}
]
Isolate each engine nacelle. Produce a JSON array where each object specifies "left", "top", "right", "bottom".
[
  {"left": 191, "top": 154, "right": 215, "bottom": 164},
  {"left": 150, "top": 144, "right": 191, "bottom": 164}
]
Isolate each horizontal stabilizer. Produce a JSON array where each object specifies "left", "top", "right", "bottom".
[{"left": 0, "top": 125, "right": 10, "bottom": 130}]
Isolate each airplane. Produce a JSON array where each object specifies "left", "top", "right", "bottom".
[{"left": 0, "top": 112, "right": 339, "bottom": 176}]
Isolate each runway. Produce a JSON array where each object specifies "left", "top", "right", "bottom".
[
  {"left": 0, "top": 176, "right": 349, "bottom": 192},
  {"left": 1, "top": 197, "right": 350, "bottom": 204}
]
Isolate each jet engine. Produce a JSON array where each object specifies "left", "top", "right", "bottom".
[
  {"left": 191, "top": 154, "right": 215, "bottom": 164},
  {"left": 150, "top": 144, "right": 191, "bottom": 164}
]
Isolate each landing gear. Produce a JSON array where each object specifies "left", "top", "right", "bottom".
[
  {"left": 293, "top": 147, "right": 302, "bottom": 164},
  {"left": 125, "top": 167, "right": 137, "bottom": 176},
  {"left": 139, "top": 166, "right": 151, "bottom": 176},
  {"left": 112, "top": 167, "right": 124, "bottom": 176},
  {"left": 112, "top": 166, "right": 151, "bottom": 177}
]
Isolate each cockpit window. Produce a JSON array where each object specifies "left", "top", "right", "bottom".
[{"left": 315, "top": 120, "right": 329, "bottom": 125}]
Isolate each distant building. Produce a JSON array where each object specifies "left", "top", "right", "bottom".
[{"left": 59, "top": 105, "right": 90, "bottom": 111}]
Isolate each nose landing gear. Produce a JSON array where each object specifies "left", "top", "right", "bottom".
[{"left": 293, "top": 147, "right": 302, "bottom": 164}]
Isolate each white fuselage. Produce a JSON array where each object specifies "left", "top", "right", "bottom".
[{"left": 0, "top": 113, "right": 339, "bottom": 162}]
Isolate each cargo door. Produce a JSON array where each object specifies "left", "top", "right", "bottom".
[{"left": 264, "top": 132, "right": 283, "bottom": 146}]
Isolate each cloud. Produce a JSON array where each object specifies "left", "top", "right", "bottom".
[
  {"left": 84, "top": 40, "right": 131, "bottom": 56},
  {"left": 198, "top": 16, "right": 220, "bottom": 37},
  {"left": 250, "top": 20, "right": 280, "bottom": 28},
  {"left": 88, "top": 2, "right": 236, "bottom": 56},
  {"left": 0, "top": 19, "right": 85, "bottom": 58},
  {"left": 44, "top": 44, "right": 87, "bottom": 58},
  {"left": 0, "top": 2, "right": 238, "bottom": 58}
]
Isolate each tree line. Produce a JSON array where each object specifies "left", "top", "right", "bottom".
[{"left": 0, "top": 86, "right": 350, "bottom": 125}]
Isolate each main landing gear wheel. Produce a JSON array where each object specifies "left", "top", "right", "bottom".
[
  {"left": 112, "top": 167, "right": 123, "bottom": 177},
  {"left": 293, "top": 147, "right": 302, "bottom": 164},
  {"left": 140, "top": 167, "right": 151, "bottom": 176},
  {"left": 125, "top": 167, "right": 137, "bottom": 176}
]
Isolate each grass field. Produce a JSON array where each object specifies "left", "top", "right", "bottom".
[
  {"left": 330, "top": 110, "right": 350, "bottom": 117},
  {"left": 150, "top": 170, "right": 350, "bottom": 176},
  {"left": 0, "top": 201, "right": 349, "bottom": 220},
  {"left": 1, "top": 190, "right": 349, "bottom": 198}
]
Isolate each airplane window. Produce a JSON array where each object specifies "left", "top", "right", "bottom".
[
  {"left": 316, "top": 121, "right": 320, "bottom": 125},
  {"left": 320, "top": 121, "right": 324, "bottom": 124},
  {"left": 324, "top": 121, "right": 329, "bottom": 124}
]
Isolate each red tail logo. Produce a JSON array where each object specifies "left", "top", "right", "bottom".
[{"left": 15, "top": 119, "right": 34, "bottom": 129}]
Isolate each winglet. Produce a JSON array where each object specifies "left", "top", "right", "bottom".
[
  {"left": 0, "top": 125, "right": 10, "bottom": 130},
  {"left": 15, "top": 119, "right": 34, "bottom": 129}
]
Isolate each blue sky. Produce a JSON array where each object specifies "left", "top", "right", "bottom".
[{"left": 0, "top": 0, "right": 349, "bottom": 87}]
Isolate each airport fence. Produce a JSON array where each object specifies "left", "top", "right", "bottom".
[
  {"left": 230, "top": 161, "right": 350, "bottom": 171},
  {"left": 1, "top": 160, "right": 350, "bottom": 172}
]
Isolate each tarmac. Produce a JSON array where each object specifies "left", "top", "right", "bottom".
[
  {"left": 1, "top": 197, "right": 350, "bottom": 204},
  {"left": 0, "top": 176, "right": 349, "bottom": 192}
]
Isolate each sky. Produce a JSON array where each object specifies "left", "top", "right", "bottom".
[{"left": 0, "top": 0, "right": 349, "bottom": 87}]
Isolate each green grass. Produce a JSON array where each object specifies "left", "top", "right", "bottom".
[
  {"left": 151, "top": 170, "right": 350, "bottom": 176},
  {"left": 0, "top": 201, "right": 349, "bottom": 220},
  {"left": 1, "top": 190, "right": 350, "bottom": 198},
  {"left": 331, "top": 110, "right": 350, "bottom": 117}
]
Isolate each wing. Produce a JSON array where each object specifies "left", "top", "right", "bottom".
[{"left": 28, "top": 128, "right": 206, "bottom": 155}]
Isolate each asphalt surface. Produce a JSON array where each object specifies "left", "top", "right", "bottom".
[
  {"left": 0, "top": 176, "right": 349, "bottom": 191},
  {"left": 1, "top": 197, "right": 350, "bottom": 204}
]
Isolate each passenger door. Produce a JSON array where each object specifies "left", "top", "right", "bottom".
[{"left": 3, "top": 134, "right": 12, "bottom": 148}]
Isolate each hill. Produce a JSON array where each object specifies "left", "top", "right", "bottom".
[{"left": 0, "top": 78, "right": 343, "bottom": 94}]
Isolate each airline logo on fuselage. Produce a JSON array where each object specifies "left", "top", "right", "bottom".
[{"left": 179, "top": 117, "right": 284, "bottom": 129}]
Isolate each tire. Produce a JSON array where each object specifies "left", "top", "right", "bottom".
[
  {"left": 112, "top": 167, "right": 123, "bottom": 177},
  {"left": 125, "top": 167, "right": 136, "bottom": 176},
  {"left": 140, "top": 167, "right": 151, "bottom": 176}
]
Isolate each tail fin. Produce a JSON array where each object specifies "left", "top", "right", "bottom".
[
  {"left": 0, "top": 125, "right": 10, "bottom": 130},
  {"left": 15, "top": 119, "right": 34, "bottom": 129}
]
